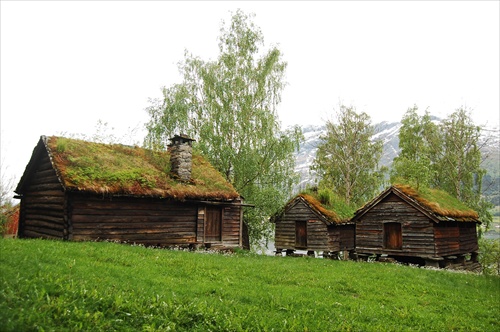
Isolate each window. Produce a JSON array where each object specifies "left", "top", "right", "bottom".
[{"left": 384, "top": 222, "right": 402, "bottom": 250}]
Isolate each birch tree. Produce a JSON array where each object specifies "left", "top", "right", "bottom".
[
  {"left": 437, "top": 107, "right": 491, "bottom": 225},
  {"left": 393, "top": 106, "right": 492, "bottom": 228},
  {"left": 391, "top": 106, "right": 440, "bottom": 189},
  {"left": 312, "top": 104, "right": 385, "bottom": 207},
  {"left": 144, "top": 10, "right": 302, "bottom": 246}
]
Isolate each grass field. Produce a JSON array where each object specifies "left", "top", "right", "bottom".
[{"left": 1, "top": 238, "right": 499, "bottom": 331}]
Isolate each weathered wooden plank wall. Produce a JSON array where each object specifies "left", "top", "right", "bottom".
[
  {"left": 434, "top": 223, "right": 460, "bottom": 256},
  {"left": 274, "top": 200, "right": 354, "bottom": 252},
  {"left": 274, "top": 201, "right": 309, "bottom": 249},
  {"left": 356, "top": 193, "right": 435, "bottom": 257},
  {"left": 19, "top": 153, "right": 66, "bottom": 240},
  {"left": 221, "top": 205, "right": 241, "bottom": 246},
  {"left": 459, "top": 223, "right": 479, "bottom": 253},
  {"left": 68, "top": 195, "right": 242, "bottom": 248},
  {"left": 338, "top": 224, "right": 355, "bottom": 251},
  {"left": 70, "top": 196, "right": 198, "bottom": 246}
]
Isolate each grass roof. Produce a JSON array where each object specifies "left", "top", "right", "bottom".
[
  {"left": 393, "top": 184, "right": 479, "bottom": 221},
  {"left": 294, "top": 188, "right": 356, "bottom": 224},
  {"left": 47, "top": 136, "right": 239, "bottom": 200}
]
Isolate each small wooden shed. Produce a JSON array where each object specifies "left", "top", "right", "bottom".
[
  {"left": 271, "top": 193, "right": 355, "bottom": 258},
  {"left": 352, "top": 184, "right": 480, "bottom": 268},
  {"left": 15, "top": 135, "right": 245, "bottom": 249}
]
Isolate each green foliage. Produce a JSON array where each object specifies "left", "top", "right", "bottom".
[
  {"left": 1, "top": 239, "right": 499, "bottom": 331},
  {"left": 393, "top": 106, "right": 492, "bottom": 228},
  {"left": 391, "top": 106, "right": 440, "bottom": 190},
  {"left": 479, "top": 238, "right": 500, "bottom": 276},
  {"left": 438, "top": 108, "right": 492, "bottom": 226},
  {"left": 304, "top": 187, "right": 357, "bottom": 222},
  {"left": 144, "top": 10, "right": 302, "bottom": 246},
  {"left": 318, "top": 187, "right": 335, "bottom": 206},
  {"left": 312, "top": 104, "right": 386, "bottom": 207}
]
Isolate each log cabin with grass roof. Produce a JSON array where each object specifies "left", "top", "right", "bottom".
[
  {"left": 352, "top": 184, "right": 480, "bottom": 269},
  {"left": 271, "top": 188, "right": 356, "bottom": 258},
  {"left": 15, "top": 135, "right": 245, "bottom": 249}
]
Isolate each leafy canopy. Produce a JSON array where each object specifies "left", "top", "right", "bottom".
[
  {"left": 144, "top": 10, "right": 302, "bottom": 246},
  {"left": 311, "top": 104, "right": 386, "bottom": 207},
  {"left": 392, "top": 106, "right": 492, "bottom": 228},
  {"left": 391, "top": 106, "right": 440, "bottom": 190}
]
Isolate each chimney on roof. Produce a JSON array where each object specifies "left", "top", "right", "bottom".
[{"left": 169, "top": 134, "right": 195, "bottom": 182}]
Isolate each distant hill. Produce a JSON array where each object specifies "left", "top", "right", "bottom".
[{"left": 293, "top": 120, "right": 500, "bottom": 206}]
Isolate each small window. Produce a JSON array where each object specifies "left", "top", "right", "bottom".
[{"left": 384, "top": 222, "right": 402, "bottom": 250}]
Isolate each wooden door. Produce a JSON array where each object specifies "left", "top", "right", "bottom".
[
  {"left": 384, "top": 222, "right": 402, "bottom": 250},
  {"left": 295, "top": 221, "right": 307, "bottom": 249},
  {"left": 205, "top": 207, "right": 222, "bottom": 242}
]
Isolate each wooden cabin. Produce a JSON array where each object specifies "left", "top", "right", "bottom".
[
  {"left": 14, "top": 135, "right": 245, "bottom": 249},
  {"left": 352, "top": 184, "right": 480, "bottom": 268},
  {"left": 272, "top": 193, "right": 355, "bottom": 258}
]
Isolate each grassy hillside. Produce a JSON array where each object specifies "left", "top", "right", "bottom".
[{"left": 1, "top": 239, "right": 499, "bottom": 331}]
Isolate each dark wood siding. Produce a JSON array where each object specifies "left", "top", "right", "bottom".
[
  {"left": 356, "top": 193, "right": 435, "bottom": 257},
  {"left": 68, "top": 195, "right": 242, "bottom": 248},
  {"left": 221, "top": 205, "right": 242, "bottom": 246},
  {"left": 274, "top": 200, "right": 328, "bottom": 250},
  {"left": 459, "top": 223, "right": 479, "bottom": 253},
  {"left": 434, "top": 222, "right": 460, "bottom": 256},
  {"left": 70, "top": 195, "right": 198, "bottom": 246},
  {"left": 19, "top": 153, "right": 66, "bottom": 240},
  {"left": 275, "top": 200, "right": 308, "bottom": 249},
  {"left": 327, "top": 225, "right": 355, "bottom": 252},
  {"left": 274, "top": 199, "right": 354, "bottom": 252}
]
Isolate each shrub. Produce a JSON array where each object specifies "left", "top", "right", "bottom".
[{"left": 479, "top": 237, "right": 500, "bottom": 275}]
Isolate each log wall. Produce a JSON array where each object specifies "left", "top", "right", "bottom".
[
  {"left": 274, "top": 200, "right": 354, "bottom": 252},
  {"left": 70, "top": 195, "right": 198, "bottom": 246},
  {"left": 434, "top": 222, "right": 460, "bottom": 256},
  {"left": 18, "top": 153, "right": 66, "bottom": 240},
  {"left": 327, "top": 225, "right": 356, "bottom": 252},
  {"left": 433, "top": 222, "right": 478, "bottom": 256},
  {"left": 221, "top": 205, "right": 242, "bottom": 247},
  {"left": 459, "top": 223, "right": 479, "bottom": 253},
  {"left": 355, "top": 193, "right": 435, "bottom": 257},
  {"left": 69, "top": 195, "right": 242, "bottom": 248}
]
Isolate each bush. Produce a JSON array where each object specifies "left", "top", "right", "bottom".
[{"left": 479, "top": 238, "right": 500, "bottom": 275}]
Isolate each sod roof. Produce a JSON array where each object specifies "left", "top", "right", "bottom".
[
  {"left": 18, "top": 136, "right": 240, "bottom": 201},
  {"left": 272, "top": 190, "right": 355, "bottom": 225},
  {"left": 354, "top": 184, "right": 479, "bottom": 223}
]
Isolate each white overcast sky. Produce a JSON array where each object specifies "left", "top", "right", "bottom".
[{"left": 1, "top": 1, "right": 499, "bottom": 187}]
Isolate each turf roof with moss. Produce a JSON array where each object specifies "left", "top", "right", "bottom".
[
  {"left": 392, "top": 184, "right": 479, "bottom": 221},
  {"left": 275, "top": 189, "right": 356, "bottom": 225},
  {"left": 46, "top": 136, "right": 239, "bottom": 200},
  {"left": 354, "top": 184, "right": 479, "bottom": 222}
]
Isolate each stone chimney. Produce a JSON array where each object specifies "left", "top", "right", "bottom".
[{"left": 169, "top": 134, "right": 195, "bottom": 182}]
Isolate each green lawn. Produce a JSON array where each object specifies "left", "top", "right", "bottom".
[{"left": 1, "top": 239, "right": 499, "bottom": 331}]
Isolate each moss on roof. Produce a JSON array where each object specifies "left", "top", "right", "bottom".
[
  {"left": 289, "top": 188, "right": 355, "bottom": 224},
  {"left": 393, "top": 184, "right": 479, "bottom": 221},
  {"left": 47, "top": 136, "right": 239, "bottom": 200}
]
